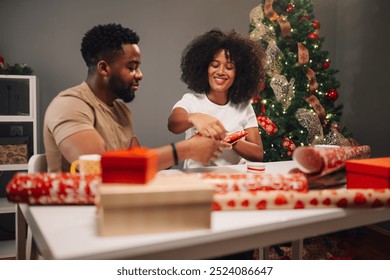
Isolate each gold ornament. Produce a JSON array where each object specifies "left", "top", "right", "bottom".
[
  {"left": 324, "top": 129, "right": 351, "bottom": 146},
  {"left": 249, "top": 5, "right": 264, "bottom": 26},
  {"left": 249, "top": 5, "right": 276, "bottom": 43},
  {"left": 270, "top": 74, "right": 295, "bottom": 110},
  {"left": 295, "top": 108, "right": 324, "bottom": 144},
  {"left": 265, "top": 43, "right": 283, "bottom": 75}
]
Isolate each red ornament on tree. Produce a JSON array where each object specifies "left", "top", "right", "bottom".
[
  {"left": 312, "top": 20, "right": 321, "bottom": 30},
  {"left": 286, "top": 3, "right": 295, "bottom": 12},
  {"left": 326, "top": 89, "right": 339, "bottom": 101},
  {"left": 301, "top": 14, "right": 309, "bottom": 21},
  {"left": 308, "top": 32, "right": 319, "bottom": 40},
  {"left": 251, "top": 95, "right": 261, "bottom": 104},
  {"left": 322, "top": 60, "right": 330, "bottom": 69}
]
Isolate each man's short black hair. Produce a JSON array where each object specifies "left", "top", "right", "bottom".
[
  {"left": 180, "top": 28, "right": 265, "bottom": 104},
  {"left": 81, "top": 23, "right": 139, "bottom": 69}
]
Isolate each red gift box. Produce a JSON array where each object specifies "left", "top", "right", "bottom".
[
  {"left": 101, "top": 147, "right": 158, "bottom": 184},
  {"left": 346, "top": 157, "right": 390, "bottom": 189}
]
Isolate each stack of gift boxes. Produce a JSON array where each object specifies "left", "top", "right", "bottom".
[{"left": 6, "top": 145, "right": 390, "bottom": 236}]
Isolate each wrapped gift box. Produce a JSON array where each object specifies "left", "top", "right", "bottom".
[
  {"left": 101, "top": 147, "right": 157, "bottom": 184},
  {"left": 346, "top": 157, "right": 390, "bottom": 189},
  {"left": 96, "top": 174, "right": 214, "bottom": 236}
]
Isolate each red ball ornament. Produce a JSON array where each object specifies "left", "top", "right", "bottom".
[
  {"left": 286, "top": 3, "right": 295, "bottom": 12},
  {"left": 308, "top": 32, "right": 319, "bottom": 40},
  {"left": 312, "top": 20, "right": 321, "bottom": 29},
  {"left": 251, "top": 95, "right": 261, "bottom": 104},
  {"left": 326, "top": 89, "right": 339, "bottom": 101},
  {"left": 322, "top": 60, "right": 330, "bottom": 69},
  {"left": 301, "top": 14, "right": 309, "bottom": 21}
]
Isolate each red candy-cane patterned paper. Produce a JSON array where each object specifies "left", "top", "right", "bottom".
[
  {"left": 213, "top": 188, "right": 390, "bottom": 210},
  {"left": 6, "top": 173, "right": 101, "bottom": 205},
  {"left": 316, "top": 146, "right": 370, "bottom": 176},
  {"left": 199, "top": 172, "right": 308, "bottom": 193}
]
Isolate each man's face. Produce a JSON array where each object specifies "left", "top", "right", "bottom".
[{"left": 108, "top": 44, "right": 143, "bottom": 103}]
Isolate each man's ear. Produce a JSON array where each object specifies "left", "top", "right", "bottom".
[{"left": 97, "top": 60, "right": 110, "bottom": 77}]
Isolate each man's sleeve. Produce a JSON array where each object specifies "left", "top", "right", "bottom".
[{"left": 46, "top": 96, "right": 95, "bottom": 146}]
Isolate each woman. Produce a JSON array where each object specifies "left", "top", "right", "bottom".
[{"left": 168, "top": 28, "right": 266, "bottom": 168}]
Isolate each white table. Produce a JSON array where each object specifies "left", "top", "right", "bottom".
[
  {"left": 21, "top": 204, "right": 390, "bottom": 260},
  {"left": 17, "top": 161, "right": 390, "bottom": 259}
]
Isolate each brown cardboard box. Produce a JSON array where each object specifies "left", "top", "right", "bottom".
[
  {"left": 0, "top": 137, "right": 29, "bottom": 164},
  {"left": 96, "top": 174, "right": 214, "bottom": 236}
]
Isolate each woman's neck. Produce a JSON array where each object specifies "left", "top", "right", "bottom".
[{"left": 207, "top": 90, "right": 228, "bottom": 105}]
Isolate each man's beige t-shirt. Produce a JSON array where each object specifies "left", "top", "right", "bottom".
[{"left": 44, "top": 82, "right": 135, "bottom": 172}]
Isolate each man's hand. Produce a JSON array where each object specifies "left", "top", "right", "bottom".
[{"left": 185, "top": 134, "right": 231, "bottom": 165}]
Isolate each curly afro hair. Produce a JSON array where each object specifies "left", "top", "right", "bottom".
[
  {"left": 180, "top": 28, "right": 265, "bottom": 104},
  {"left": 81, "top": 23, "right": 139, "bottom": 71}
]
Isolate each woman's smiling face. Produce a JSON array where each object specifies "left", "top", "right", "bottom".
[{"left": 207, "top": 49, "right": 236, "bottom": 94}]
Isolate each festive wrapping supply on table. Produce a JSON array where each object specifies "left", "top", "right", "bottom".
[
  {"left": 96, "top": 175, "right": 214, "bottom": 236},
  {"left": 213, "top": 188, "right": 390, "bottom": 210},
  {"left": 346, "top": 157, "right": 390, "bottom": 189},
  {"left": 198, "top": 172, "right": 308, "bottom": 192},
  {"left": 6, "top": 172, "right": 100, "bottom": 204},
  {"left": 293, "top": 145, "right": 371, "bottom": 176},
  {"left": 6, "top": 171, "right": 308, "bottom": 205},
  {"left": 6, "top": 170, "right": 390, "bottom": 211},
  {"left": 101, "top": 147, "right": 158, "bottom": 184}
]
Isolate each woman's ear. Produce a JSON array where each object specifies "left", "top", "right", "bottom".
[{"left": 97, "top": 60, "right": 110, "bottom": 77}]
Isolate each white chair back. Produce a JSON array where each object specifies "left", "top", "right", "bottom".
[{"left": 27, "top": 154, "right": 47, "bottom": 173}]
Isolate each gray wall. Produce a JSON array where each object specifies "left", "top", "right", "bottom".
[{"left": 1, "top": 0, "right": 389, "bottom": 157}]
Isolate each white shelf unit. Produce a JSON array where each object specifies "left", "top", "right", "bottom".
[{"left": 0, "top": 75, "right": 38, "bottom": 257}]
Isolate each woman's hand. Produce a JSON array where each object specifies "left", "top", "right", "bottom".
[{"left": 188, "top": 113, "right": 227, "bottom": 140}]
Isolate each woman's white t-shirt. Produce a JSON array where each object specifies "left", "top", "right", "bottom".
[{"left": 172, "top": 93, "right": 258, "bottom": 168}]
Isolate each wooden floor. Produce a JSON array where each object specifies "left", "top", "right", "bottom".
[{"left": 255, "top": 225, "right": 390, "bottom": 260}]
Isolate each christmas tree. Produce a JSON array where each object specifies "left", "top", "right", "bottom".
[{"left": 249, "top": 0, "right": 356, "bottom": 162}]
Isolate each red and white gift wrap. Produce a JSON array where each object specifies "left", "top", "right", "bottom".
[
  {"left": 293, "top": 145, "right": 371, "bottom": 175},
  {"left": 6, "top": 173, "right": 100, "bottom": 204},
  {"left": 257, "top": 115, "right": 278, "bottom": 135},
  {"left": 213, "top": 188, "right": 390, "bottom": 210},
  {"left": 8, "top": 170, "right": 389, "bottom": 211},
  {"left": 199, "top": 172, "right": 308, "bottom": 192}
]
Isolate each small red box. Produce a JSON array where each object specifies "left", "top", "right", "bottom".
[
  {"left": 101, "top": 147, "right": 158, "bottom": 184},
  {"left": 346, "top": 157, "right": 390, "bottom": 189}
]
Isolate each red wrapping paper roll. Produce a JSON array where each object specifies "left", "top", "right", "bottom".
[
  {"left": 213, "top": 188, "right": 390, "bottom": 210},
  {"left": 199, "top": 172, "right": 308, "bottom": 192},
  {"left": 293, "top": 145, "right": 371, "bottom": 175},
  {"left": 6, "top": 173, "right": 101, "bottom": 205}
]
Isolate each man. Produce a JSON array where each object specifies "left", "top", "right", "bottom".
[{"left": 44, "top": 23, "right": 228, "bottom": 172}]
